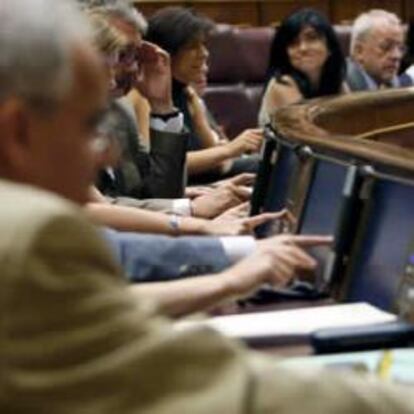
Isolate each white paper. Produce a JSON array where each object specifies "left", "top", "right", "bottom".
[{"left": 176, "top": 303, "right": 397, "bottom": 341}]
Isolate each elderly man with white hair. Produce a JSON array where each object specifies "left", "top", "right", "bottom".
[
  {"left": 346, "top": 9, "right": 412, "bottom": 91},
  {"left": 0, "top": 0, "right": 413, "bottom": 412}
]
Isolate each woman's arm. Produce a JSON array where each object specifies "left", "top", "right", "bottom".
[
  {"left": 85, "top": 202, "right": 209, "bottom": 235},
  {"left": 187, "top": 128, "right": 263, "bottom": 175},
  {"left": 186, "top": 85, "right": 220, "bottom": 149},
  {"left": 125, "top": 88, "right": 151, "bottom": 148},
  {"left": 186, "top": 145, "right": 234, "bottom": 174},
  {"left": 263, "top": 76, "right": 303, "bottom": 117},
  {"left": 85, "top": 199, "right": 284, "bottom": 237}
]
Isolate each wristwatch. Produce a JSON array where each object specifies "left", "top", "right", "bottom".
[{"left": 168, "top": 214, "right": 181, "bottom": 235}]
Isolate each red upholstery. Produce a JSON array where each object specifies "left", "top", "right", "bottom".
[{"left": 205, "top": 24, "right": 352, "bottom": 137}]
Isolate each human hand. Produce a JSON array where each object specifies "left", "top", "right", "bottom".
[
  {"left": 191, "top": 184, "right": 249, "bottom": 219},
  {"left": 134, "top": 41, "right": 174, "bottom": 113},
  {"left": 212, "top": 173, "right": 256, "bottom": 189},
  {"left": 214, "top": 201, "right": 250, "bottom": 221},
  {"left": 185, "top": 185, "right": 215, "bottom": 199},
  {"left": 226, "top": 128, "right": 263, "bottom": 157},
  {"left": 214, "top": 208, "right": 294, "bottom": 234},
  {"left": 205, "top": 210, "right": 291, "bottom": 236},
  {"left": 256, "top": 234, "right": 333, "bottom": 251},
  {"left": 221, "top": 234, "right": 332, "bottom": 296}
]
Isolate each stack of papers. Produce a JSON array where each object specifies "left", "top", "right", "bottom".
[{"left": 176, "top": 303, "right": 397, "bottom": 345}]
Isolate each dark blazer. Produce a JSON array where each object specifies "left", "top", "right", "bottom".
[
  {"left": 346, "top": 58, "right": 413, "bottom": 91},
  {"left": 96, "top": 99, "right": 188, "bottom": 200}
]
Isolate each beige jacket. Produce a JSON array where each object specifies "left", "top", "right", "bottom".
[{"left": 0, "top": 179, "right": 413, "bottom": 413}]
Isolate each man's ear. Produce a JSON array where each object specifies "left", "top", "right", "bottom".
[
  {"left": 352, "top": 41, "right": 365, "bottom": 64},
  {"left": 0, "top": 98, "right": 32, "bottom": 171}
]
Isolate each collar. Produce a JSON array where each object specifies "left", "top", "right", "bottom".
[{"left": 356, "top": 62, "right": 399, "bottom": 90}]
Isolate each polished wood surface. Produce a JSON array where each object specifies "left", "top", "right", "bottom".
[
  {"left": 272, "top": 88, "right": 414, "bottom": 176},
  {"left": 212, "top": 89, "right": 414, "bottom": 355},
  {"left": 134, "top": 0, "right": 414, "bottom": 26}
]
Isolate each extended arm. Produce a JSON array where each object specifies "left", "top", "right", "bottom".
[
  {"left": 187, "top": 128, "right": 263, "bottom": 175},
  {"left": 6, "top": 207, "right": 412, "bottom": 413}
]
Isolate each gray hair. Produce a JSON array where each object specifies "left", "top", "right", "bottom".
[
  {"left": 0, "top": 0, "right": 91, "bottom": 106},
  {"left": 79, "top": 0, "right": 147, "bottom": 35},
  {"left": 350, "top": 9, "right": 402, "bottom": 55}
]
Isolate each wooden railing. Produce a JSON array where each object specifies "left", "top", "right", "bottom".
[
  {"left": 272, "top": 88, "right": 414, "bottom": 176},
  {"left": 268, "top": 89, "right": 414, "bottom": 311}
]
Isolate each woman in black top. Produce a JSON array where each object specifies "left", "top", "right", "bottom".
[
  {"left": 146, "top": 7, "right": 262, "bottom": 182},
  {"left": 258, "top": 8, "right": 346, "bottom": 126}
]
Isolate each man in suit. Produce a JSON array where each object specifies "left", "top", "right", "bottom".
[
  {"left": 0, "top": 0, "right": 413, "bottom": 411},
  {"left": 93, "top": 94, "right": 252, "bottom": 218},
  {"left": 346, "top": 9, "right": 412, "bottom": 91},
  {"left": 86, "top": 0, "right": 188, "bottom": 201},
  {"left": 103, "top": 228, "right": 230, "bottom": 280}
]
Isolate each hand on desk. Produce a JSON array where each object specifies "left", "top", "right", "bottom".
[
  {"left": 191, "top": 184, "right": 250, "bottom": 219},
  {"left": 207, "top": 209, "right": 292, "bottom": 236},
  {"left": 221, "top": 234, "right": 333, "bottom": 297},
  {"left": 212, "top": 172, "right": 256, "bottom": 189}
]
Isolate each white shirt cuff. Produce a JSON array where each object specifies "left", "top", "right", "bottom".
[
  {"left": 220, "top": 236, "right": 256, "bottom": 264},
  {"left": 150, "top": 112, "right": 184, "bottom": 133},
  {"left": 172, "top": 199, "right": 192, "bottom": 216}
]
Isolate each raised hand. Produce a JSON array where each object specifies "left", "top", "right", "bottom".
[{"left": 134, "top": 41, "right": 174, "bottom": 113}]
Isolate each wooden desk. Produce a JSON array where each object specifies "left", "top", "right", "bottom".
[
  {"left": 210, "top": 297, "right": 334, "bottom": 357},
  {"left": 211, "top": 90, "right": 414, "bottom": 358}
]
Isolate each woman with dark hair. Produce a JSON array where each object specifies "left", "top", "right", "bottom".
[
  {"left": 146, "top": 7, "right": 263, "bottom": 181},
  {"left": 258, "top": 8, "right": 346, "bottom": 126}
]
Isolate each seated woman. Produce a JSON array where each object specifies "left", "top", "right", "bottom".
[
  {"left": 87, "top": 5, "right": 254, "bottom": 211},
  {"left": 145, "top": 7, "right": 262, "bottom": 183},
  {"left": 71, "top": 3, "right": 331, "bottom": 321},
  {"left": 258, "top": 8, "right": 346, "bottom": 127},
  {"left": 82, "top": 6, "right": 283, "bottom": 238}
]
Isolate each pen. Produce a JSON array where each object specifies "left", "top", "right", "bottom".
[{"left": 376, "top": 350, "right": 393, "bottom": 380}]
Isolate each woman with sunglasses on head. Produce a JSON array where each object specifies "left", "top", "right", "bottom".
[{"left": 258, "top": 8, "right": 346, "bottom": 127}]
